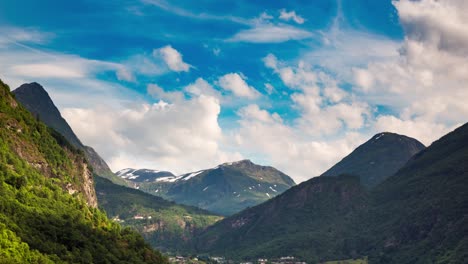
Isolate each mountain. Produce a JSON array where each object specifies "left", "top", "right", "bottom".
[
  {"left": 364, "top": 123, "right": 468, "bottom": 263},
  {"left": 321, "top": 132, "right": 425, "bottom": 188},
  {"left": 195, "top": 126, "right": 468, "bottom": 263},
  {"left": 0, "top": 78, "right": 167, "bottom": 263},
  {"left": 13, "top": 82, "right": 126, "bottom": 185},
  {"left": 128, "top": 160, "right": 296, "bottom": 216},
  {"left": 195, "top": 175, "right": 367, "bottom": 262},
  {"left": 95, "top": 176, "right": 222, "bottom": 253}
]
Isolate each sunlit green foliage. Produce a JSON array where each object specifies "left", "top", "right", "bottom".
[{"left": 0, "top": 79, "right": 168, "bottom": 263}]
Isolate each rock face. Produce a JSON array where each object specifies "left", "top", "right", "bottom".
[
  {"left": 122, "top": 160, "right": 296, "bottom": 216},
  {"left": 13, "top": 82, "right": 125, "bottom": 186},
  {"left": 321, "top": 132, "right": 425, "bottom": 188}
]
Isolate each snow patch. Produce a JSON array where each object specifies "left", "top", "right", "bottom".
[
  {"left": 182, "top": 170, "right": 204, "bottom": 181},
  {"left": 266, "top": 193, "right": 270, "bottom": 198},
  {"left": 269, "top": 186, "right": 278, "bottom": 192},
  {"left": 375, "top": 134, "right": 384, "bottom": 141},
  {"left": 156, "top": 175, "right": 182, "bottom": 183},
  {"left": 203, "top": 186, "right": 209, "bottom": 191}
]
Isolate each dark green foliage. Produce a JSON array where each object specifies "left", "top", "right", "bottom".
[
  {"left": 95, "top": 176, "right": 222, "bottom": 253},
  {"left": 364, "top": 123, "right": 468, "bottom": 263},
  {"left": 0, "top": 79, "right": 168, "bottom": 263},
  {"left": 196, "top": 124, "right": 468, "bottom": 263},
  {"left": 195, "top": 175, "right": 368, "bottom": 262},
  {"left": 322, "top": 132, "right": 425, "bottom": 188}
]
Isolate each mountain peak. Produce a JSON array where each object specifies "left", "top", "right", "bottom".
[
  {"left": 220, "top": 159, "right": 253, "bottom": 167},
  {"left": 322, "top": 132, "right": 425, "bottom": 188},
  {"left": 13, "top": 82, "right": 125, "bottom": 185}
]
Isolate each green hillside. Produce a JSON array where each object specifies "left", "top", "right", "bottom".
[
  {"left": 365, "top": 123, "right": 468, "bottom": 263},
  {"left": 0, "top": 79, "right": 167, "bottom": 263},
  {"left": 95, "top": 176, "right": 222, "bottom": 253}
]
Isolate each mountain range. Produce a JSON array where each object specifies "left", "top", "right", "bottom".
[
  {"left": 194, "top": 123, "right": 468, "bottom": 263},
  {"left": 118, "top": 160, "right": 296, "bottom": 215},
  {"left": 7, "top": 80, "right": 467, "bottom": 263},
  {"left": 13, "top": 82, "right": 295, "bottom": 216}
]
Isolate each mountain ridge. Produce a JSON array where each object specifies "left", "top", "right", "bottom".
[{"left": 13, "top": 82, "right": 126, "bottom": 185}]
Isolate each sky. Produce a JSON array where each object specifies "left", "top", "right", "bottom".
[{"left": 0, "top": 0, "right": 467, "bottom": 183}]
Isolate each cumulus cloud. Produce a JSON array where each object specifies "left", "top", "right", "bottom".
[
  {"left": 351, "top": 0, "right": 468, "bottom": 143},
  {"left": 185, "top": 77, "right": 221, "bottom": 99},
  {"left": 279, "top": 9, "right": 305, "bottom": 24},
  {"left": 153, "top": 45, "right": 191, "bottom": 72},
  {"left": 264, "top": 53, "right": 370, "bottom": 136},
  {"left": 231, "top": 104, "right": 366, "bottom": 182},
  {"left": 62, "top": 95, "right": 242, "bottom": 174},
  {"left": 218, "top": 73, "right": 260, "bottom": 99},
  {"left": 147, "top": 83, "right": 185, "bottom": 103}
]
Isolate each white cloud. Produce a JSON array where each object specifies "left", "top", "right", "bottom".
[
  {"left": 279, "top": 9, "right": 305, "bottom": 24},
  {"left": 10, "top": 63, "right": 84, "bottom": 78},
  {"left": 264, "top": 83, "right": 274, "bottom": 94},
  {"left": 373, "top": 115, "right": 453, "bottom": 146},
  {"left": 153, "top": 45, "right": 191, "bottom": 72},
  {"left": 147, "top": 83, "right": 185, "bottom": 103},
  {"left": 231, "top": 104, "right": 367, "bottom": 182},
  {"left": 0, "top": 36, "right": 139, "bottom": 109},
  {"left": 63, "top": 95, "right": 242, "bottom": 174},
  {"left": 350, "top": 0, "right": 468, "bottom": 142},
  {"left": 218, "top": 73, "right": 260, "bottom": 99},
  {"left": 263, "top": 53, "right": 371, "bottom": 136},
  {"left": 116, "top": 67, "right": 135, "bottom": 82},
  {"left": 228, "top": 23, "right": 313, "bottom": 43},
  {"left": 0, "top": 26, "right": 52, "bottom": 46},
  {"left": 185, "top": 77, "right": 221, "bottom": 99}
]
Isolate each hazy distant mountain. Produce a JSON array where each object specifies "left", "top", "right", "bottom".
[
  {"left": 195, "top": 125, "right": 468, "bottom": 263},
  {"left": 124, "top": 160, "right": 295, "bottom": 215},
  {"left": 13, "top": 82, "right": 126, "bottom": 185},
  {"left": 322, "top": 132, "right": 425, "bottom": 188}
]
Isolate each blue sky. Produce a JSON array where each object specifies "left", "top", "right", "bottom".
[{"left": 1, "top": 0, "right": 467, "bottom": 182}]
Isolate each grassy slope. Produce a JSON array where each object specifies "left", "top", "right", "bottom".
[{"left": 0, "top": 79, "right": 167, "bottom": 263}]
